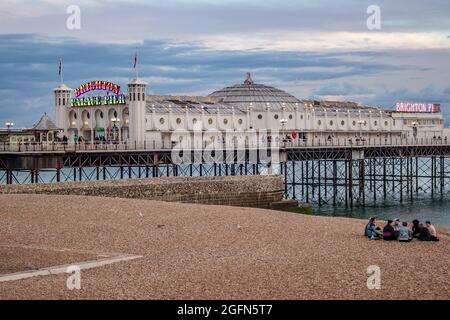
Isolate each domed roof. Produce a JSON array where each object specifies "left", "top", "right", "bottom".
[
  {"left": 53, "top": 83, "right": 72, "bottom": 91},
  {"left": 129, "top": 77, "right": 148, "bottom": 85},
  {"left": 208, "top": 73, "right": 301, "bottom": 109}
]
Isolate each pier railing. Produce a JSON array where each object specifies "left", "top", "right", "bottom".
[{"left": 1, "top": 136, "right": 450, "bottom": 153}]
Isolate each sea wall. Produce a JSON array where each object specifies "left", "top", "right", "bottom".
[{"left": 0, "top": 175, "right": 284, "bottom": 208}]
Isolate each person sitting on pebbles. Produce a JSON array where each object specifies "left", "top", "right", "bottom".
[
  {"left": 382, "top": 220, "right": 396, "bottom": 241},
  {"left": 397, "top": 222, "right": 412, "bottom": 242},
  {"left": 393, "top": 218, "right": 401, "bottom": 239},
  {"left": 425, "top": 221, "right": 439, "bottom": 241},
  {"left": 411, "top": 219, "right": 421, "bottom": 238},
  {"left": 365, "top": 217, "right": 382, "bottom": 240},
  {"left": 418, "top": 223, "right": 432, "bottom": 241}
]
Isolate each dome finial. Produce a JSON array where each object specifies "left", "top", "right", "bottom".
[{"left": 244, "top": 72, "right": 254, "bottom": 85}]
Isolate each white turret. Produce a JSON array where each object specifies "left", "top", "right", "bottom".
[
  {"left": 127, "top": 78, "right": 148, "bottom": 146},
  {"left": 53, "top": 83, "right": 72, "bottom": 136}
]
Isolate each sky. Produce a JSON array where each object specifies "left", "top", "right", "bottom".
[{"left": 0, "top": 0, "right": 449, "bottom": 127}]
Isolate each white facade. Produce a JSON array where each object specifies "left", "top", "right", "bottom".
[{"left": 54, "top": 75, "right": 447, "bottom": 148}]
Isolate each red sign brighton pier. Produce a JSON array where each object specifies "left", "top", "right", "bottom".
[{"left": 395, "top": 102, "right": 441, "bottom": 113}]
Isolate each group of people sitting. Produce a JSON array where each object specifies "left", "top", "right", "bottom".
[{"left": 364, "top": 217, "right": 439, "bottom": 242}]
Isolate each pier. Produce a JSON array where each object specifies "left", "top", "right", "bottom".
[{"left": 1, "top": 138, "right": 450, "bottom": 208}]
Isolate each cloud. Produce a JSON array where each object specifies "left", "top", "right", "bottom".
[
  {"left": 0, "top": 34, "right": 449, "bottom": 127},
  {"left": 1, "top": 0, "right": 450, "bottom": 51}
]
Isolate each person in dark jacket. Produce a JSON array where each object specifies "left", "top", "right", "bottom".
[
  {"left": 411, "top": 219, "right": 421, "bottom": 238},
  {"left": 418, "top": 223, "right": 431, "bottom": 241},
  {"left": 383, "top": 220, "right": 396, "bottom": 240}
]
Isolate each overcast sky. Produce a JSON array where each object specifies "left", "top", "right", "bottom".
[{"left": 1, "top": 0, "right": 449, "bottom": 127}]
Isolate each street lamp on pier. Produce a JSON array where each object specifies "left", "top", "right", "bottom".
[
  {"left": 411, "top": 121, "right": 418, "bottom": 143},
  {"left": 357, "top": 120, "right": 365, "bottom": 145},
  {"left": 5, "top": 121, "right": 14, "bottom": 131},
  {"left": 280, "top": 118, "right": 288, "bottom": 147},
  {"left": 111, "top": 117, "right": 121, "bottom": 141}
]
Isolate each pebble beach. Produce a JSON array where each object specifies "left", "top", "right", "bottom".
[{"left": 0, "top": 194, "right": 449, "bottom": 300}]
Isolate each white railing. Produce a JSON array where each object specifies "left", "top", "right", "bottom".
[{"left": 1, "top": 137, "right": 450, "bottom": 153}]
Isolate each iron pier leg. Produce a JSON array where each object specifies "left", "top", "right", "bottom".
[
  {"left": 349, "top": 159, "right": 353, "bottom": 208},
  {"left": 383, "top": 158, "right": 387, "bottom": 200},
  {"left": 292, "top": 161, "right": 296, "bottom": 200},
  {"left": 283, "top": 161, "right": 288, "bottom": 198},
  {"left": 306, "top": 160, "right": 310, "bottom": 203},
  {"left": 332, "top": 160, "right": 337, "bottom": 206},
  {"left": 318, "top": 160, "right": 321, "bottom": 206},
  {"left": 400, "top": 158, "right": 403, "bottom": 203}
]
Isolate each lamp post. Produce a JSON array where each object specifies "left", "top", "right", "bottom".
[
  {"left": 5, "top": 122, "right": 14, "bottom": 147},
  {"left": 111, "top": 117, "right": 120, "bottom": 141},
  {"left": 411, "top": 121, "right": 418, "bottom": 144},
  {"left": 280, "top": 118, "right": 288, "bottom": 148},
  {"left": 5, "top": 121, "right": 14, "bottom": 131},
  {"left": 357, "top": 120, "right": 365, "bottom": 145}
]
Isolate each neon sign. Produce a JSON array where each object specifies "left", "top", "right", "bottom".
[
  {"left": 74, "top": 81, "right": 121, "bottom": 97},
  {"left": 396, "top": 102, "right": 440, "bottom": 113},
  {"left": 71, "top": 80, "right": 126, "bottom": 107},
  {"left": 71, "top": 94, "right": 126, "bottom": 107}
]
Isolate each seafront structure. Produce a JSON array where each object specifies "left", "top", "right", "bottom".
[
  {"left": 2, "top": 72, "right": 450, "bottom": 209},
  {"left": 0, "top": 113, "right": 61, "bottom": 144},
  {"left": 53, "top": 73, "right": 447, "bottom": 148}
]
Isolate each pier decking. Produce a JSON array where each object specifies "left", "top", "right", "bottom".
[{"left": 1, "top": 139, "right": 450, "bottom": 208}]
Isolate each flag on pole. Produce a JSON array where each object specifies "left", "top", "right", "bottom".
[
  {"left": 58, "top": 59, "right": 63, "bottom": 84},
  {"left": 58, "top": 59, "right": 62, "bottom": 75},
  {"left": 133, "top": 50, "right": 137, "bottom": 69}
]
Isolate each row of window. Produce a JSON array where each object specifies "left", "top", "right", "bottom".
[
  {"left": 70, "top": 110, "right": 118, "bottom": 121},
  {"left": 404, "top": 119, "right": 443, "bottom": 125},
  {"left": 156, "top": 116, "right": 396, "bottom": 127},
  {"left": 257, "top": 114, "right": 297, "bottom": 120},
  {"left": 316, "top": 120, "right": 391, "bottom": 127},
  {"left": 159, "top": 117, "right": 245, "bottom": 125}
]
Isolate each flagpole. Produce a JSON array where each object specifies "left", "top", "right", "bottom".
[
  {"left": 59, "top": 59, "right": 63, "bottom": 84},
  {"left": 135, "top": 49, "right": 139, "bottom": 79}
]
